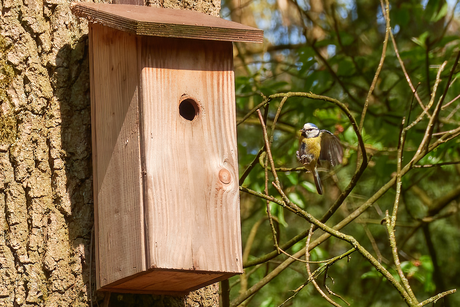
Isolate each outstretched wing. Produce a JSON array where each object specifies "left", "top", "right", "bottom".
[{"left": 319, "top": 130, "right": 343, "bottom": 167}]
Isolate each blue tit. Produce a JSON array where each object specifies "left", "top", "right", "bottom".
[{"left": 296, "top": 123, "right": 343, "bottom": 195}]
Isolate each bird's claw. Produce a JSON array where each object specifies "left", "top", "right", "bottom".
[{"left": 296, "top": 151, "right": 313, "bottom": 165}]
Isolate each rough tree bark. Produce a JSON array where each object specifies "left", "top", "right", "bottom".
[{"left": 0, "top": 0, "right": 221, "bottom": 306}]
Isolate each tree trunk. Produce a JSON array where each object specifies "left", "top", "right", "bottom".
[{"left": 0, "top": 0, "right": 221, "bottom": 306}]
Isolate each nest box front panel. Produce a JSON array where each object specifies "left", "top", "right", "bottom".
[{"left": 139, "top": 36, "right": 243, "bottom": 275}]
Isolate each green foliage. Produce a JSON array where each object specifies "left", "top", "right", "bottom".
[{"left": 229, "top": 0, "right": 460, "bottom": 306}]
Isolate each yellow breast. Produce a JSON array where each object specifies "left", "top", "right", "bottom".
[{"left": 299, "top": 135, "right": 321, "bottom": 165}]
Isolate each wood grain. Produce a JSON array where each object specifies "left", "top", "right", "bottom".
[
  {"left": 90, "top": 24, "right": 146, "bottom": 289},
  {"left": 71, "top": 2, "right": 263, "bottom": 43},
  {"left": 139, "top": 36, "right": 243, "bottom": 276},
  {"left": 101, "top": 269, "right": 234, "bottom": 295},
  {"left": 112, "top": 0, "right": 145, "bottom": 5}
]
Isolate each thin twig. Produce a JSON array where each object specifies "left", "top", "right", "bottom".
[
  {"left": 414, "top": 61, "right": 448, "bottom": 156},
  {"left": 406, "top": 61, "right": 446, "bottom": 131},
  {"left": 425, "top": 42, "right": 432, "bottom": 98},
  {"left": 418, "top": 289, "right": 457, "bottom": 306},
  {"left": 309, "top": 42, "right": 361, "bottom": 107},
  {"left": 441, "top": 92, "right": 460, "bottom": 109},
  {"left": 270, "top": 96, "right": 289, "bottom": 142},
  {"left": 239, "top": 147, "right": 264, "bottom": 185},
  {"left": 414, "top": 161, "right": 460, "bottom": 168},
  {"left": 257, "top": 108, "right": 284, "bottom": 254},
  {"left": 257, "top": 110, "right": 282, "bottom": 193},
  {"left": 259, "top": 151, "right": 331, "bottom": 173},
  {"left": 363, "top": 225, "right": 384, "bottom": 263},
  {"left": 242, "top": 218, "right": 272, "bottom": 265},
  {"left": 237, "top": 97, "right": 270, "bottom": 126},
  {"left": 389, "top": 30, "right": 426, "bottom": 113},
  {"left": 445, "top": 103, "right": 460, "bottom": 121},
  {"left": 432, "top": 51, "right": 460, "bottom": 115},
  {"left": 305, "top": 226, "right": 343, "bottom": 307},
  {"left": 359, "top": 0, "right": 391, "bottom": 131},
  {"left": 324, "top": 266, "right": 350, "bottom": 306},
  {"left": 278, "top": 249, "right": 356, "bottom": 307},
  {"left": 266, "top": 96, "right": 290, "bottom": 252},
  {"left": 386, "top": 112, "right": 418, "bottom": 302},
  {"left": 264, "top": 139, "right": 279, "bottom": 251}
]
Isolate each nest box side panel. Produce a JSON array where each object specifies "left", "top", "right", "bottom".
[
  {"left": 89, "top": 24, "right": 146, "bottom": 289},
  {"left": 139, "top": 37, "right": 243, "bottom": 276}
]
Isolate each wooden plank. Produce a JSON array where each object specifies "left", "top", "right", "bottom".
[
  {"left": 139, "top": 36, "right": 243, "bottom": 278},
  {"left": 113, "top": 0, "right": 145, "bottom": 5},
  {"left": 89, "top": 24, "right": 101, "bottom": 289},
  {"left": 90, "top": 24, "right": 146, "bottom": 289},
  {"left": 101, "top": 269, "right": 234, "bottom": 294},
  {"left": 71, "top": 3, "right": 263, "bottom": 43}
]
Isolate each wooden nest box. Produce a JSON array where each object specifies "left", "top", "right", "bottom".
[{"left": 71, "top": 3, "right": 263, "bottom": 295}]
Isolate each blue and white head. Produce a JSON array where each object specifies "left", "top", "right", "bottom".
[{"left": 301, "top": 123, "right": 320, "bottom": 138}]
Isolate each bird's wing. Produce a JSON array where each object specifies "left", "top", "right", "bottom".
[{"left": 319, "top": 130, "right": 343, "bottom": 167}]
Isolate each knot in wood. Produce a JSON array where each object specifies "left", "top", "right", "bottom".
[{"left": 218, "top": 169, "right": 231, "bottom": 184}]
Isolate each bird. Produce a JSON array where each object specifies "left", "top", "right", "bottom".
[{"left": 296, "top": 123, "right": 343, "bottom": 195}]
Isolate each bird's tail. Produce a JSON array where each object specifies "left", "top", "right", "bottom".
[{"left": 313, "top": 168, "right": 323, "bottom": 195}]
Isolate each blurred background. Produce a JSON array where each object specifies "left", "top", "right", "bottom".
[{"left": 225, "top": 0, "right": 460, "bottom": 306}]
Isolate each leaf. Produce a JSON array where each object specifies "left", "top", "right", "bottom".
[
  {"left": 291, "top": 241, "right": 304, "bottom": 253},
  {"left": 431, "top": 2, "right": 448, "bottom": 22},
  {"left": 361, "top": 268, "right": 381, "bottom": 280},
  {"left": 288, "top": 192, "right": 305, "bottom": 208},
  {"left": 301, "top": 180, "right": 316, "bottom": 193},
  {"left": 286, "top": 172, "right": 299, "bottom": 185},
  {"left": 343, "top": 125, "right": 358, "bottom": 146},
  {"left": 411, "top": 31, "right": 429, "bottom": 48},
  {"left": 310, "top": 246, "right": 328, "bottom": 261},
  {"left": 419, "top": 255, "right": 434, "bottom": 272},
  {"left": 260, "top": 297, "right": 274, "bottom": 307}
]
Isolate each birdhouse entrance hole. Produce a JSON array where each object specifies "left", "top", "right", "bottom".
[{"left": 179, "top": 97, "right": 199, "bottom": 121}]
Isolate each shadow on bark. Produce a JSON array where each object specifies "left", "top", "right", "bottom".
[{"left": 57, "top": 34, "right": 188, "bottom": 307}]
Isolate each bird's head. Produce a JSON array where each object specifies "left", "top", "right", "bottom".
[{"left": 301, "top": 123, "right": 320, "bottom": 138}]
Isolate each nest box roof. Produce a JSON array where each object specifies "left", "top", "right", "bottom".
[{"left": 71, "top": 3, "right": 263, "bottom": 43}]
